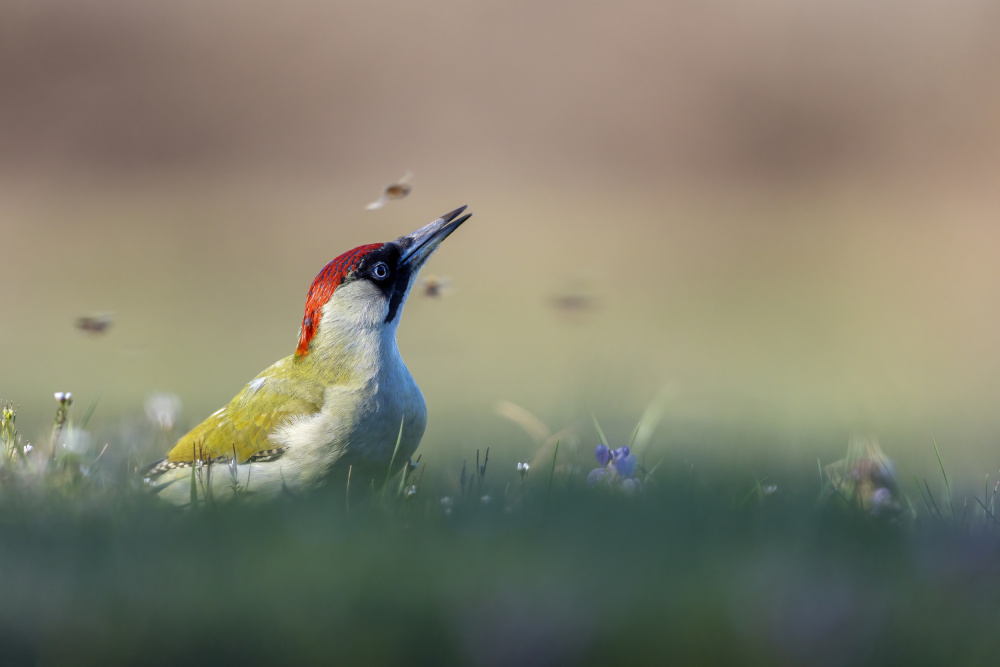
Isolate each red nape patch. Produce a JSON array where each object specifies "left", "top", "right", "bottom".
[{"left": 295, "top": 243, "right": 384, "bottom": 358}]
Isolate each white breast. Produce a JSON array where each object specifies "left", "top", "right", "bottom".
[{"left": 270, "top": 325, "right": 427, "bottom": 489}]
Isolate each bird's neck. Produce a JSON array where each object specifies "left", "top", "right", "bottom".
[{"left": 304, "top": 319, "right": 404, "bottom": 386}]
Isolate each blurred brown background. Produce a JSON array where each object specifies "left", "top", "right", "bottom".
[{"left": 2, "top": 0, "right": 999, "bottom": 477}]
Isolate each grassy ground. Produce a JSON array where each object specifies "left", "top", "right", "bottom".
[{"left": 2, "top": 400, "right": 1000, "bottom": 666}]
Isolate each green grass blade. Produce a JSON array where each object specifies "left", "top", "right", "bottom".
[
  {"left": 923, "top": 479, "right": 944, "bottom": 522},
  {"left": 913, "top": 475, "right": 933, "bottom": 518},
  {"left": 382, "top": 416, "right": 405, "bottom": 501},
  {"left": 590, "top": 412, "right": 609, "bottom": 448},
  {"left": 974, "top": 497, "right": 1000, "bottom": 528},
  {"left": 816, "top": 458, "right": 826, "bottom": 501},
  {"left": 547, "top": 439, "right": 559, "bottom": 496},
  {"left": 631, "top": 385, "right": 673, "bottom": 454},
  {"left": 753, "top": 474, "right": 768, "bottom": 506},
  {"left": 931, "top": 435, "right": 956, "bottom": 522},
  {"left": 79, "top": 392, "right": 102, "bottom": 430},
  {"left": 629, "top": 422, "right": 641, "bottom": 448},
  {"left": 740, "top": 482, "right": 759, "bottom": 507},
  {"left": 985, "top": 474, "right": 990, "bottom": 522},
  {"left": 398, "top": 461, "right": 408, "bottom": 498},
  {"left": 190, "top": 464, "right": 198, "bottom": 508}
]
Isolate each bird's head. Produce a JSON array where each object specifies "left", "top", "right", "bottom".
[{"left": 295, "top": 205, "right": 471, "bottom": 359}]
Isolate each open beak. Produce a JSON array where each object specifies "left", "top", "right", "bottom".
[{"left": 398, "top": 205, "right": 471, "bottom": 269}]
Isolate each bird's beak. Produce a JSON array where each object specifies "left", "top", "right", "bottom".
[{"left": 398, "top": 205, "right": 471, "bottom": 269}]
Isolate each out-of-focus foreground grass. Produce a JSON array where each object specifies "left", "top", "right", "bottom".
[{"left": 2, "top": 399, "right": 1000, "bottom": 665}]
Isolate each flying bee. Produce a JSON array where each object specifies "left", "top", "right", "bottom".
[
  {"left": 75, "top": 313, "right": 114, "bottom": 335},
  {"left": 417, "top": 275, "right": 452, "bottom": 298},
  {"left": 365, "top": 171, "right": 414, "bottom": 210}
]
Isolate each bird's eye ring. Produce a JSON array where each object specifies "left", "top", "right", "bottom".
[{"left": 371, "top": 262, "right": 389, "bottom": 280}]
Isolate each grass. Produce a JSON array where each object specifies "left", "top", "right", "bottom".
[{"left": 2, "top": 398, "right": 1000, "bottom": 665}]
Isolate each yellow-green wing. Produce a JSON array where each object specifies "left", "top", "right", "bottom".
[{"left": 165, "top": 357, "right": 324, "bottom": 464}]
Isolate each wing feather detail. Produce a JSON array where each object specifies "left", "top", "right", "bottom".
[{"left": 160, "top": 356, "right": 324, "bottom": 469}]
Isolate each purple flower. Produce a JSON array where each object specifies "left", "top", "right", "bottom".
[
  {"left": 615, "top": 453, "right": 638, "bottom": 478},
  {"left": 594, "top": 444, "right": 632, "bottom": 468},
  {"left": 587, "top": 443, "right": 641, "bottom": 489},
  {"left": 595, "top": 444, "right": 610, "bottom": 467}
]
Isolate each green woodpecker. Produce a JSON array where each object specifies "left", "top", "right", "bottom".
[{"left": 146, "top": 206, "right": 471, "bottom": 502}]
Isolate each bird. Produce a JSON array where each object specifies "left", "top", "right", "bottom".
[{"left": 145, "top": 205, "right": 472, "bottom": 503}]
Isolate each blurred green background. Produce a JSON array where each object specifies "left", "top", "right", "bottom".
[{"left": 2, "top": 0, "right": 1000, "bottom": 482}]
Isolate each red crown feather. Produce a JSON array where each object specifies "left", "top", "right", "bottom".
[{"left": 295, "top": 243, "right": 383, "bottom": 358}]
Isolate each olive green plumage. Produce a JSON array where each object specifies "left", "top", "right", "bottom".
[{"left": 165, "top": 356, "right": 326, "bottom": 465}]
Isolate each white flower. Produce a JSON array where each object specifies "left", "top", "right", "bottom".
[
  {"left": 145, "top": 392, "right": 182, "bottom": 430},
  {"left": 440, "top": 496, "right": 453, "bottom": 514}
]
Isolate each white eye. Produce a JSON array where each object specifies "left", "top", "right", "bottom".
[{"left": 371, "top": 262, "right": 389, "bottom": 280}]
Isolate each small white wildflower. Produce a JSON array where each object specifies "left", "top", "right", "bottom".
[
  {"left": 144, "top": 392, "right": 182, "bottom": 430},
  {"left": 404, "top": 485, "right": 417, "bottom": 498},
  {"left": 54, "top": 392, "right": 72, "bottom": 403},
  {"left": 23, "top": 444, "right": 33, "bottom": 454},
  {"left": 517, "top": 461, "right": 530, "bottom": 482},
  {"left": 143, "top": 477, "right": 151, "bottom": 484},
  {"left": 762, "top": 484, "right": 778, "bottom": 496}
]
